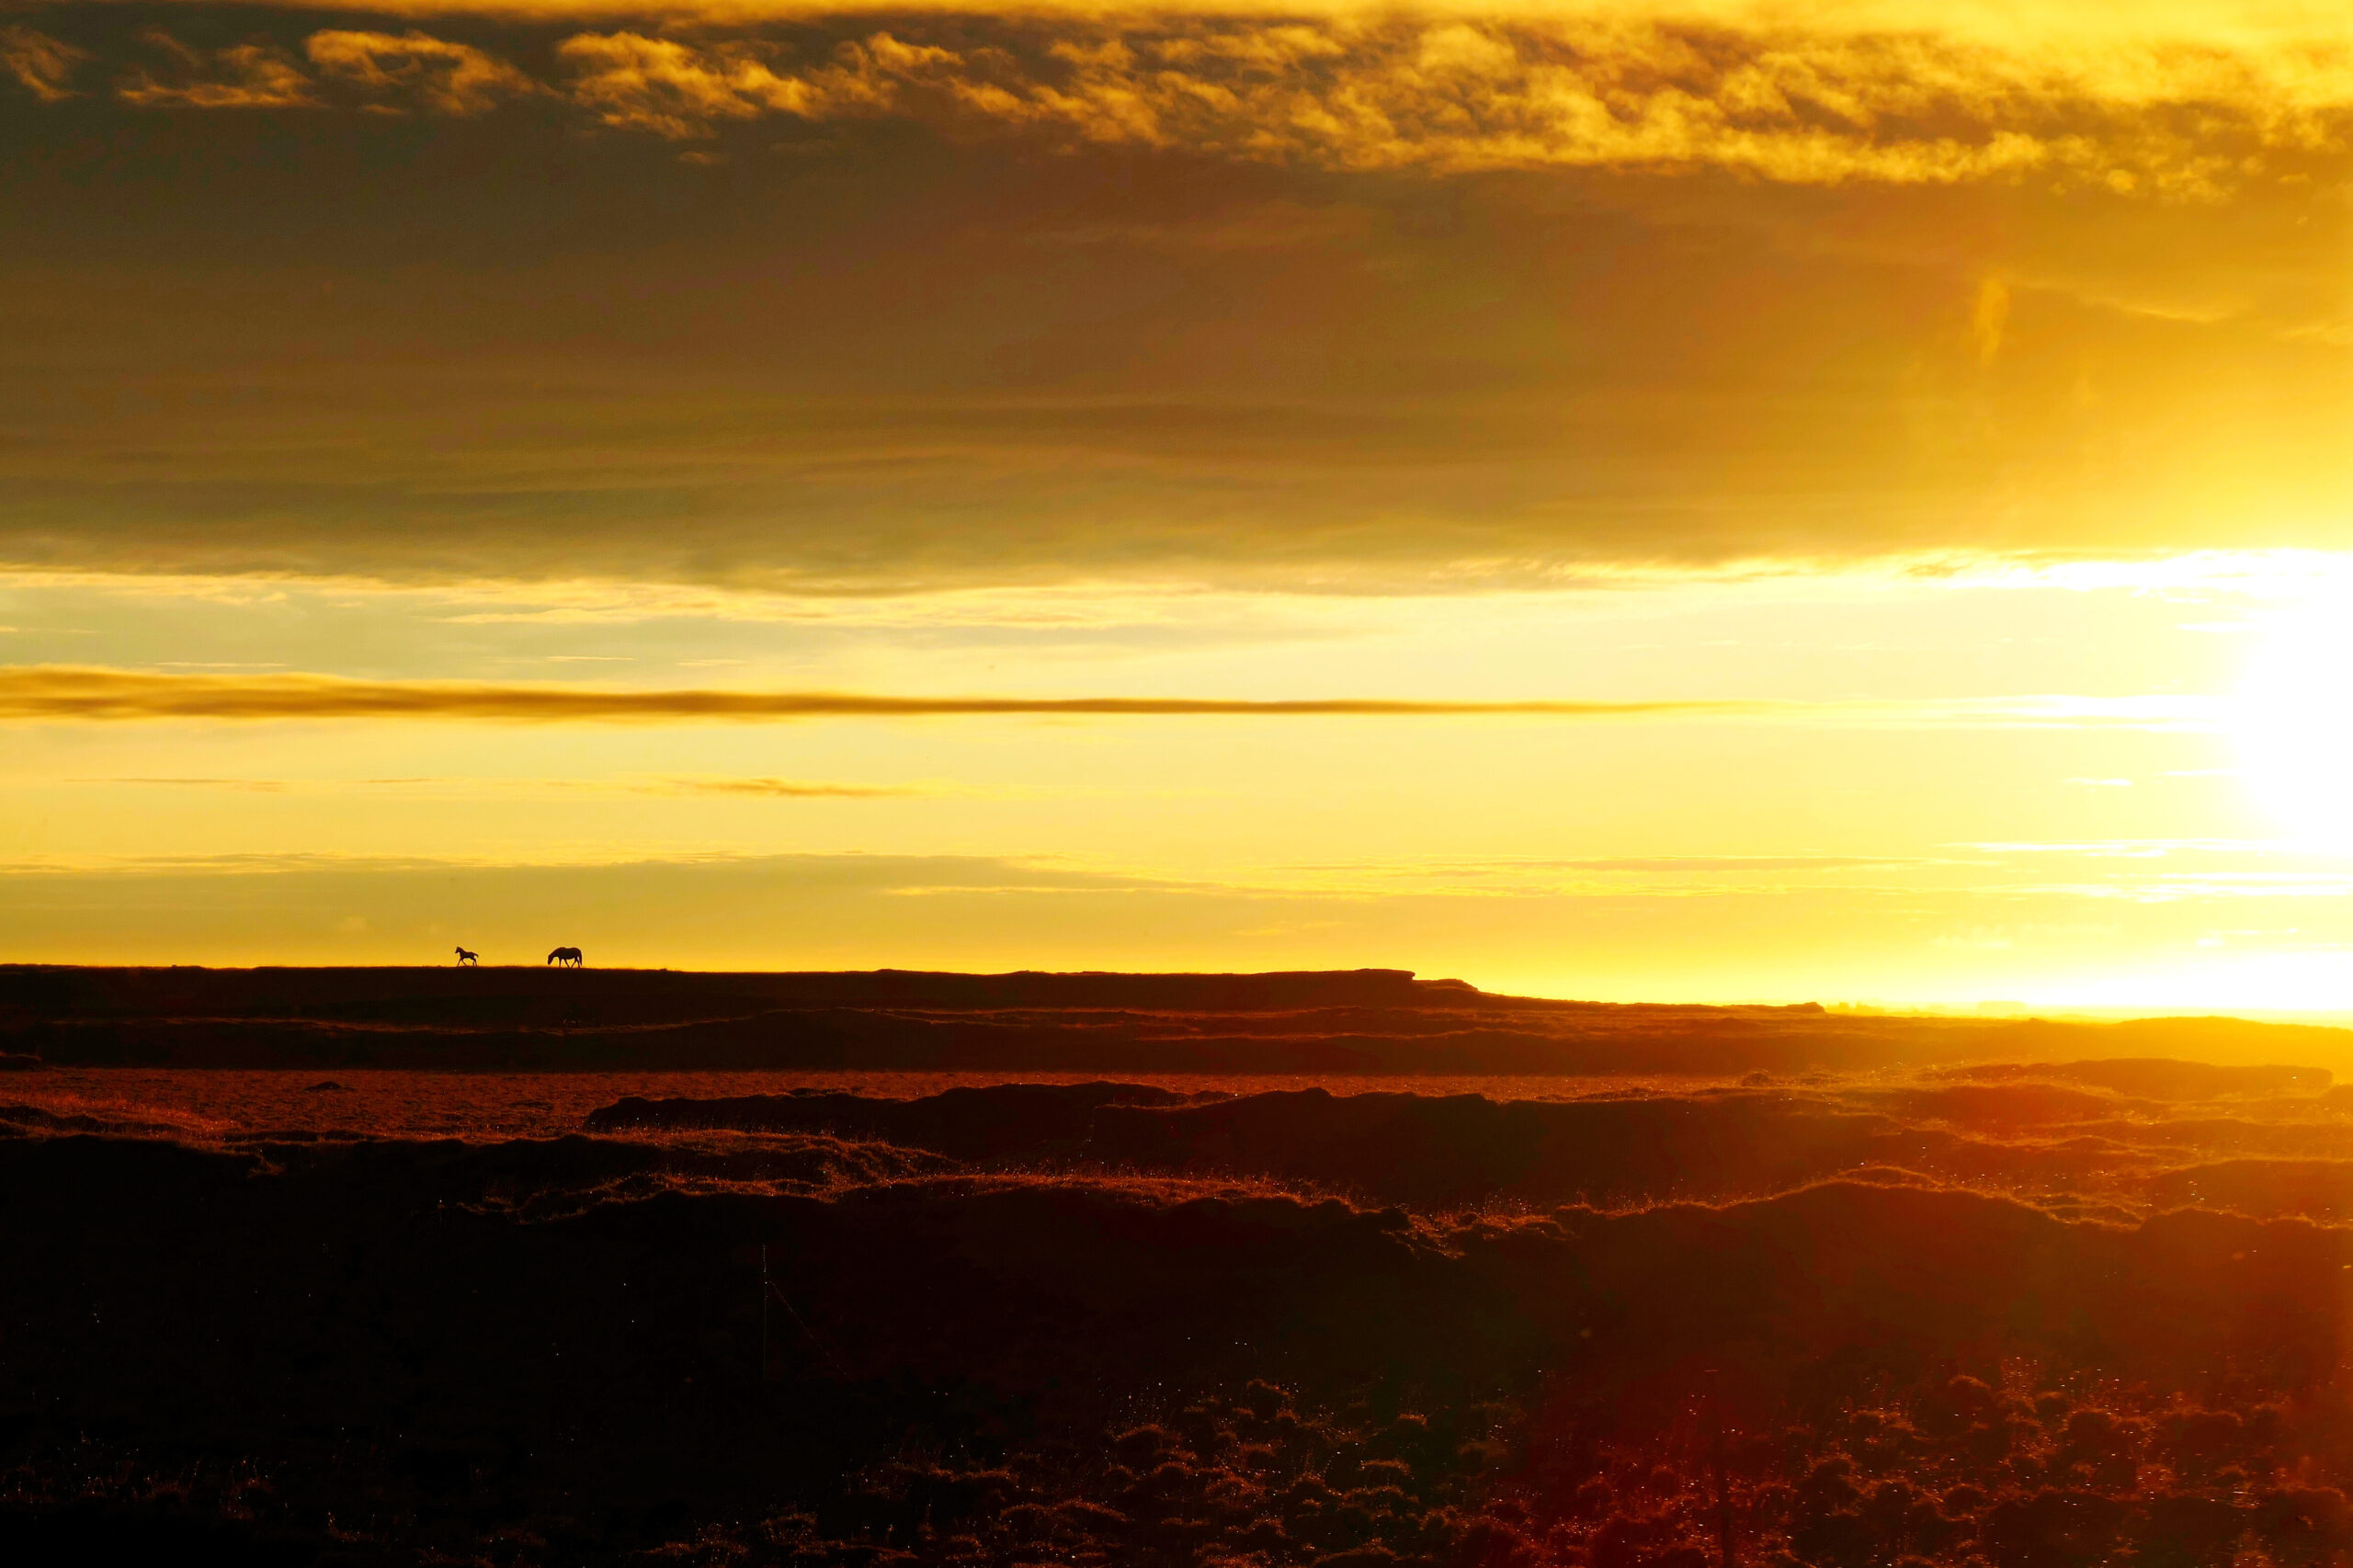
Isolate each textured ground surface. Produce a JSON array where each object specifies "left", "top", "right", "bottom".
[{"left": 10, "top": 972, "right": 2353, "bottom": 1566}]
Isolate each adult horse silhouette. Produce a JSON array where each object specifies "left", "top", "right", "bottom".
[
  {"left": 547, "top": 947, "right": 584, "bottom": 967},
  {"left": 454, "top": 947, "right": 478, "bottom": 966}
]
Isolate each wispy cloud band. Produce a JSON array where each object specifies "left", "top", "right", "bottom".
[
  {"left": 0, "top": 665, "right": 2222, "bottom": 728},
  {"left": 0, "top": 665, "right": 1756, "bottom": 722},
  {"left": 64, "top": 772, "right": 935, "bottom": 797},
  {"left": 19, "top": 12, "right": 2353, "bottom": 191}
]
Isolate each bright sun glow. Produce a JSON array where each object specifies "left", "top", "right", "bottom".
[{"left": 2234, "top": 596, "right": 2353, "bottom": 848}]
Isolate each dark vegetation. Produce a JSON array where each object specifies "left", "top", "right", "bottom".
[
  {"left": 9, "top": 972, "right": 2353, "bottom": 1566},
  {"left": 2, "top": 965, "right": 2345, "bottom": 1074},
  {"left": 11, "top": 1069, "right": 2353, "bottom": 1567},
  {"left": 585, "top": 1075, "right": 2353, "bottom": 1210}
]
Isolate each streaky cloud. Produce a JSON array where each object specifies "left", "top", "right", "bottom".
[
  {"left": 37, "top": 11, "right": 2353, "bottom": 191},
  {"left": 654, "top": 775, "right": 933, "bottom": 797},
  {"left": 1, "top": 24, "right": 85, "bottom": 101},
  {"left": 0, "top": 665, "right": 2222, "bottom": 728},
  {"left": 115, "top": 29, "right": 319, "bottom": 108},
  {"left": 0, "top": 665, "right": 1762, "bottom": 722},
  {"left": 68, "top": 0, "right": 2353, "bottom": 40},
  {"left": 63, "top": 772, "right": 932, "bottom": 798},
  {"left": 521, "top": 17, "right": 2353, "bottom": 191},
  {"left": 304, "top": 29, "right": 538, "bottom": 115}
]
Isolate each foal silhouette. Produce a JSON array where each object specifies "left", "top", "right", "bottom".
[
  {"left": 547, "top": 947, "right": 584, "bottom": 967},
  {"left": 454, "top": 947, "right": 478, "bottom": 966}
]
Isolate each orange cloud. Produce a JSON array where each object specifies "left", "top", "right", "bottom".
[
  {"left": 68, "top": 772, "right": 931, "bottom": 797},
  {"left": 303, "top": 29, "right": 537, "bottom": 115},
  {"left": 38, "top": 13, "right": 2349, "bottom": 189},
  {"left": 1, "top": 25, "right": 87, "bottom": 102},
  {"left": 117, "top": 30, "right": 319, "bottom": 109},
  {"left": 552, "top": 29, "right": 927, "bottom": 137},
  {"left": 518, "top": 17, "right": 2353, "bottom": 190},
  {"left": 0, "top": 665, "right": 1758, "bottom": 722}
]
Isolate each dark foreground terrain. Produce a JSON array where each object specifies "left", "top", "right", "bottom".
[{"left": 11, "top": 971, "right": 2353, "bottom": 1567}]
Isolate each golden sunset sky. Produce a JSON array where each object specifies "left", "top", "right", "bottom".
[{"left": 8, "top": 0, "right": 2353, "bottom": 1004}]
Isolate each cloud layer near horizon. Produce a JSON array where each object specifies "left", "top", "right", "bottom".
[{"left": 3, "top": 3, "right": 2351, "bottom": 589}]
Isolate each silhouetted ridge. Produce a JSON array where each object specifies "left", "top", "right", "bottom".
[
  {"left": 1927, "top": 1057, "right": 2329, "bottom": 1098},
  {"left": 589, "top": 1082, "right": 1200, "bottom": 1161},
  {"left": 2139, "top": 1159, "right": 2353, "bottom": 1221},
  {"left": 0, "top": 963, "right": 1445, "bottom": 1018},
  {"left": 8, "top": 964, "right": 2344, "bottom": 1071},
  {"left": 586, "top": 1081, "right": 2350, "bottom": 1209}
]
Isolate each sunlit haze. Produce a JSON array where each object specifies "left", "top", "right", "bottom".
[{"left": 10, "top": 0, "right": 2353, "bottom": 1006}]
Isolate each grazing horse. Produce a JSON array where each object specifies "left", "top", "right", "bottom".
[
  {"left": 547, "top": 947, "right": 584, "bottom": 967},
  {"left": 454, "top": 947, "right": 479, "bottom": 966}
]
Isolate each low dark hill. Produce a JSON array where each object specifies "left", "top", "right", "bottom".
[
  {"left": 586, "top": 1081, "right": 1204, "bottom": 1162},
  {"left": 5, "top": 964, "right": 2345, "bottom": 1074},
  {"left": 586, "top": 1080, "right": 2329, "bottom": 1210},
  {"left": 591, "top": 1084, "right": 1917, "bottom": 1206},
  {"left": 1927, "top": 1057, "right": 2333, "bottom": 1098}
]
